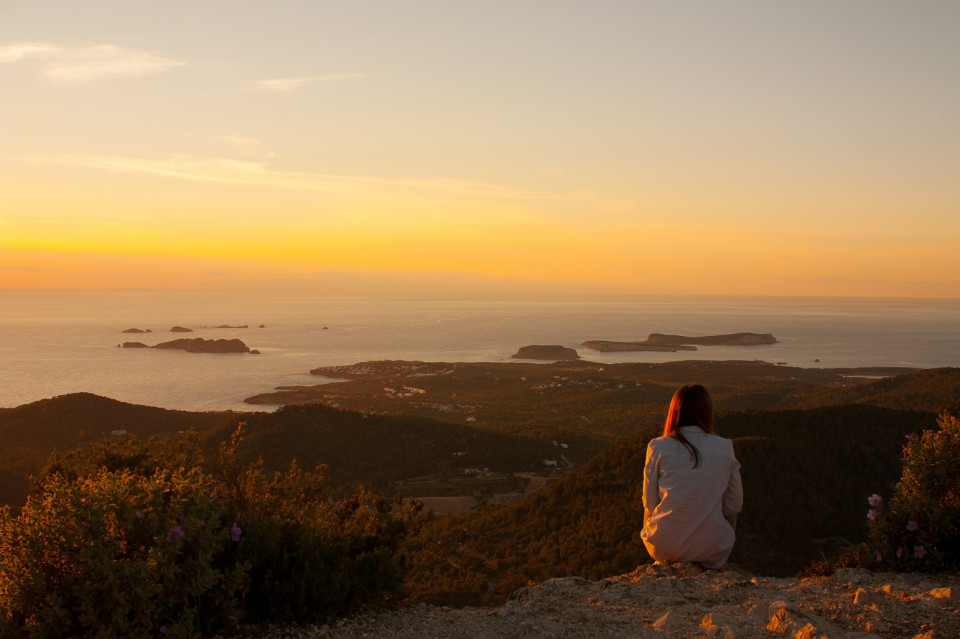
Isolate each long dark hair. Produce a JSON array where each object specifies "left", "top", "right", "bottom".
[{"left": 663, "top": 383, "right": 714, "bottom": 467}]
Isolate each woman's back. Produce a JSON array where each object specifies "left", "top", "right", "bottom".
[{"left": 641, "top": 425, "right": 742, "bottom": 568}]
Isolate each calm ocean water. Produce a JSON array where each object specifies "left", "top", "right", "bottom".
[{"left": 1, "top": 291, "right": 957, "bottom": 412}]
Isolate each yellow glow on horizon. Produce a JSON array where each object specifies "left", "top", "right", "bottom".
[{"left": 3, "top": 217, "right": 957, "bottom": 299}]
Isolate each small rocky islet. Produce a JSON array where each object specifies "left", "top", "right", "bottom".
[
  {"left": 122, "top": 337, "right": 254, "bottom": 353},
  {"left": 582, "top": 332, "right": 778, "bottom": 352},
  {"left": 120, "top": 324, "right": 262, "bottom": 353}
]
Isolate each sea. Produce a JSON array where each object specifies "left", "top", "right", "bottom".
[{"left": 1, "top": 290, "right": 957, "bottom": 412}]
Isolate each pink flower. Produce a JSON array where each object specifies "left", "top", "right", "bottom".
[
  {"left": 867, "top": 494, "right": 882, "bottom": 507},
  {"left": 906, "top": 520, "right": 918, "bottom": 531},
  {"left": 80, "top": 497, "right": 90, "bottom": 506},
  {"left": 166, "top": 525, "right": 185, "bottom": 542},
  {"left": 896, "top": 548, "right": 903, "bottom": 559},
  {"left": 914, "top": 545, "right": 927, "bottom": 559},
  {"left": 867, "top": 509, "right": 878, "bottom": 521},
  {"left": 229, "top": 523, "right": 242, "bottom": 542}
]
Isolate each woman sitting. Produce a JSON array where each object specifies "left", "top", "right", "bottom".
[{"left": 641, "top": 383, "right": 743, "bottom": 569}]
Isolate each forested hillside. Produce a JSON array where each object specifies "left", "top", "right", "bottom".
[
  {"left": 195, "top": 403, "right": 562, "bottom": 494},
  {"left": 1, "top": 365, "right": 956, "bottom": 610},
  {"left": 403, "top": 404, "right": 938, "bottom": 605}
]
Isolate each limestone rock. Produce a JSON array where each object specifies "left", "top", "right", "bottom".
[
  {"left": 853, "top": 587, "right": 874, "bottom": 605},
  {"left": 269, "top": 565, "right": 960, "bottom": 639}
]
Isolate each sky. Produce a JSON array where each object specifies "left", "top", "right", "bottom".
[{"left": 1, "top": 1, "right": 957, "bottom": 298}]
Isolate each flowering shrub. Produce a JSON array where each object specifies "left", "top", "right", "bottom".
[
  {"left": 0, "top": 423, "right": 417, "bottom": 637},
  {"left": 0, "top": 467, "right": 245, "bottom": 638},
  {"left": 215, "top": 426, "right": 419, "bottom": 623},
  {"left": 865, "top": 412, "right": 960, "bottom": 572}
]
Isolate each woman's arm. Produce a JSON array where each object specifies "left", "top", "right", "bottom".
[
  {"left": 642, "top": 441, "right": 660, "bottom": 524},
  {"left": 722, "top": 446, "right": 743, "bottom": 529}
]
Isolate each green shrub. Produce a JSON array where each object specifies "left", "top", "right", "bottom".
[
  {"left": 0, "top": 425, "right": 417, "bottom": 637},
  {"left": 215, "top": 426, "right": 418, "bottom": 623},
  {"left": 865, "top": 412, "right": 960, "bottom": 571},
  {"left": 0, "top": 467, "right": 245, "bottom": 639}
]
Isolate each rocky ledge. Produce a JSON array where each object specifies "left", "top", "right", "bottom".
[
  {"left": 512, "top": 345, "right": 580, "bottom": 361},
  {"left": 153, "top": 338, "right": 251, "bottom": 354},
  {"left": 240, "top": 565, "right": 957, "bottom": 639}
]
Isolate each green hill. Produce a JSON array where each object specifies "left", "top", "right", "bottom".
[
  {"left": 196, "top": 403, "right": 562, "bottom": 494},
  {"left": 403, "top": 404, "right": 937, "bottom": 605},
  {"left": 801, "top": 367, "right": 960, "bottom": 414},
  {"left": 0, "top": 393, "right": 231, "bottom": 504}
]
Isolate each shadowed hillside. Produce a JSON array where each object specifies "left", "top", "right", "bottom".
[
  {"left": 196, "top": 404, "right": 563, "bottom": 494},
  {"left": 0, "top": 393, "right": 231, "bottom": 504},
  {"left": 801, "top": 367, "right": 960, "bottom": 414},
  {"left": 403, "top": 404, "right": 938, "bottom": 605}
]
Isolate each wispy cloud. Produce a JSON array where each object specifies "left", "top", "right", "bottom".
[
  {"left": 214, "top": 134, "right": 273, "bottom": 157},
  {"left": 20, "top": 153, "right": 634, "bottom": 218},
  {"left": 0, "top": 40, "right": 184, "bottom": 83},
  {"left": 243, "top": 74, "right": 366, "bottom": 92}
]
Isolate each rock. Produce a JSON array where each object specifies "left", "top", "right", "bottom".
[
  {"left": 216, "top": 324, "right": 248, "bottom": 329},
  {"left": 254, "top": 565, "right": 960, "bottom": 639},
  {"left": 653, "top": 610, "right": 680, "bottom": 630},
  {"left": 647, "top": 332, "right": 778, "bottom": 346},
  {"left": 122, "top": 342, "right": 149, "bottom": 348},
  {"left": 927, "top": 587, "right": 953, "bottom": 600},
  {"left": 580, "top": 340, "right": 697, "bottom": 352},
  {"left": 121, "top": 328, "right": 151, "bottom": 333},
  {"left": 249, "top": 349, "right": 261, "bottom": 355},
  {"left": 702, "top": 610, "right": 739, "bottom": 637},
  {"left": 832, "top": 567, "right": 873, "bottom": 585},
  {"left": 511, "top": 345, "right": 580, "bottom": 361},
  {"left": 866, "top": 618, "right": 889, "bottom": 633},
  {"left": 170, "top": 326, "right": 193, "bottom": 332},
  {"left": 153, "top": 338, "right": 250, "bottom": 354}
]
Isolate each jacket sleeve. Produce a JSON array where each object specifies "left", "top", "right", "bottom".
[
  {"left": 642, "top": 440, "right": 660, "bottom": 519},
  {"left": 722, "top": 441, "right": 743, "bottom": 517}
]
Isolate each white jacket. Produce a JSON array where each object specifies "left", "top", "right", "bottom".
[{"left": 641, "top": 426, "right": 743, "bottom": 569}]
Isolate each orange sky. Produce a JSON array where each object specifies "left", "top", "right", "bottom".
[{"left": 1, "top": 2, "right": 957, "bottom": 298}]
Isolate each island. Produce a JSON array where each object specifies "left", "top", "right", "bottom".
[
  {"left": 580, "top": 340, "right": 697, "bottom": 352},
  {"left": 647, "top": 332, "right": 778, "bottom": 346},
  {"left": 170, "top": 326, "right": 193, "bottom": 333},
  {"left": 582, "top": 332, "right": 777, "bottom": 352},
  {"left": 512, "top": 345, "right": 580, "bottom": 360},
  {"left": 121, "top": 328, "right": 152, "bottom": 334},
  {"left": 152, "top": 338, "right": 251, "bottom": 354},
  {"left": 121, "top": 342, "right": 149, "bottom": 348}
]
